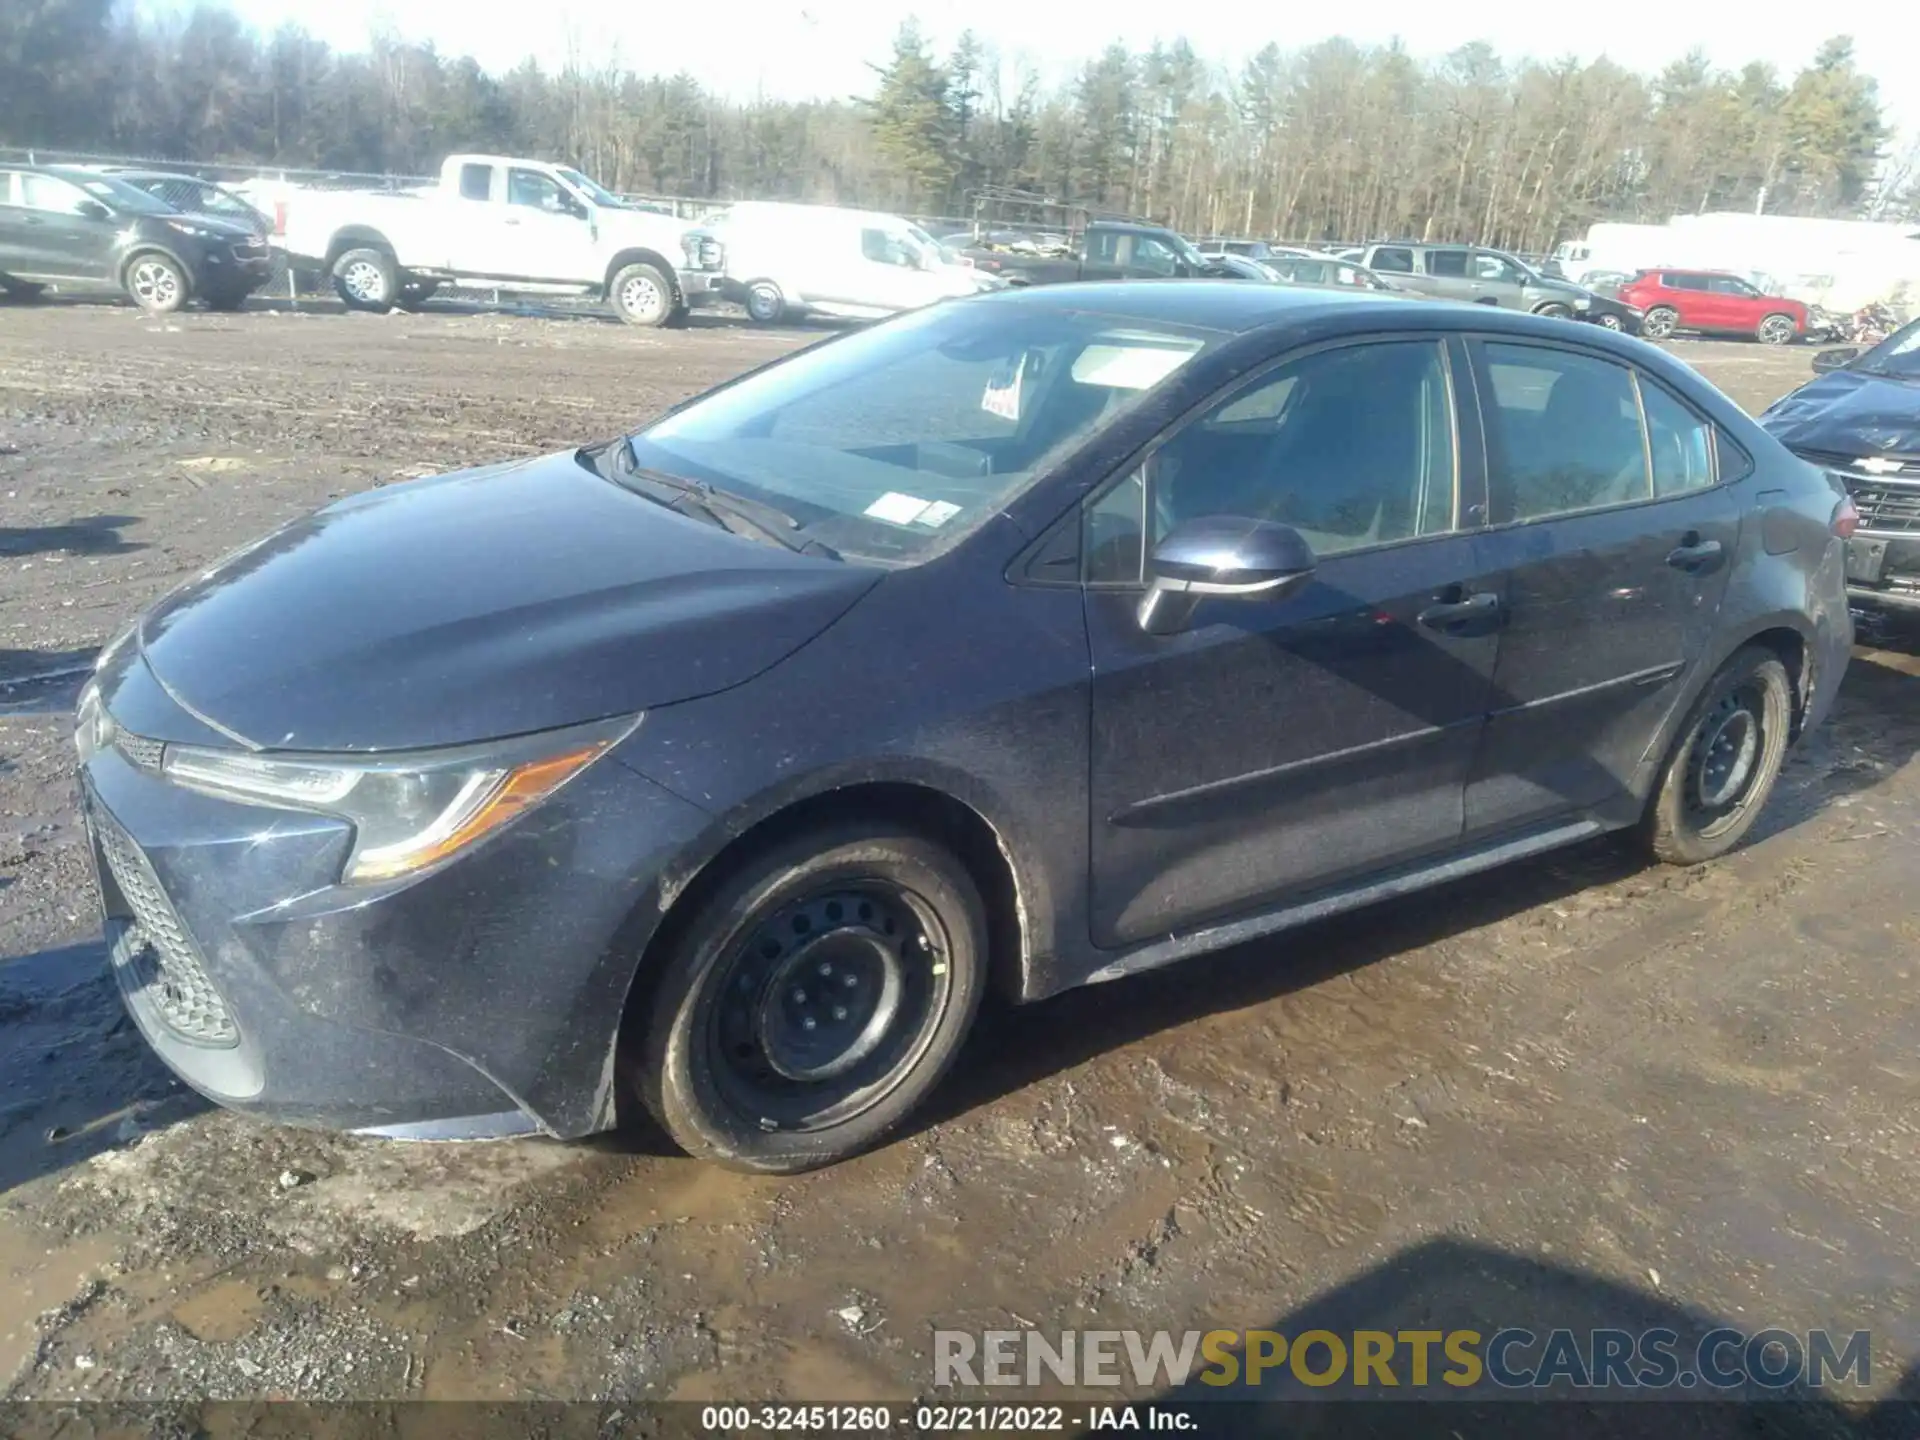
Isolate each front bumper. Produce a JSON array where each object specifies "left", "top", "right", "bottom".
[
  {"left": 677, "top": 269, "right": 726, "bottom": 305},
  {"left": 78, "top": 660, "right": 713, "bottom": 1139}
]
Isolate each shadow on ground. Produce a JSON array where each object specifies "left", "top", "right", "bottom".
[
  {"left": 0, "top": 517, "right": 143, "bottom": 560},
  {"left": 1158, "top": 1236, "right": 1916, "bottom": 1437},
  {"left": 0, "top": 941, "right": 209, "bottom": 1196}
]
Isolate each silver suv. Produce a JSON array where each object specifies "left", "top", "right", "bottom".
[{"left": 1358, "top": 242, "right": 1641, "bottom": 331}]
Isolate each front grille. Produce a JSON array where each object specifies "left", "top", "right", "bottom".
[
  {"left": 112, "top": 729, "right": 164, "bottom": 773},
  {"left": 1847, "top": 479, "right": 1920, "bottom": 534},
  {"left": 232, "top": 240, "right": 269, "bottom": 261},
  {"left": 94, "top": 809, "right": 239, "bottom": 1047}
]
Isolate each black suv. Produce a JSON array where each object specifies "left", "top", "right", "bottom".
[{"left": 0, "top": 164, "right": 271, "bottom": 312}]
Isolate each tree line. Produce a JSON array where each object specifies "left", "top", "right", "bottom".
[{"left": 4, "top": 0, "right": 1911, "bottom": 250}]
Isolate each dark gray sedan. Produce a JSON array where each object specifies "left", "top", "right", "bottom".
[{"left": 77, "top": 283, "right": 1852, "bottom": 1170}]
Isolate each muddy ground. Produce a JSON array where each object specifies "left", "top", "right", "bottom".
[{"left": 2, "top": 299, "right": 1917, "bottom": 1424}]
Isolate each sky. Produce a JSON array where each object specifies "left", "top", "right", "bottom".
[{"left": 198, "top": 0, "right": 1920, "bottom": 140}]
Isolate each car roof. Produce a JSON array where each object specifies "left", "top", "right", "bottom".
[{"left": 972, "top": 280, "right": 1670, "bottom": 357}]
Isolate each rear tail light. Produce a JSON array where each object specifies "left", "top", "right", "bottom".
[
  {"left": 273, "top": 201, "right": 287, "bottom": 237},
  {"left": 1832, "top": 496, "right": 1861, "bottom": 539}
]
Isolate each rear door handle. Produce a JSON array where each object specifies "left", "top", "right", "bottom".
[
  {"left": 1666, "top": 535, "right": 1724, "bottom": 573},
  {"left": 1417, "top": 590, "right": 1502, "bottom": 635}
]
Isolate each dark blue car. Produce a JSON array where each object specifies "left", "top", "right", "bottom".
[
  {"left": 1761, "top": 316, "right": 1920, "bottom": 619},
  {"left": 77, "top": 284, "right": 1854, "bottom": 1170}
]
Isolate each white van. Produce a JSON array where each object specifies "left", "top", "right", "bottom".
[{"left": 694, "top": 202, "right": 1002, "bottom": 323}]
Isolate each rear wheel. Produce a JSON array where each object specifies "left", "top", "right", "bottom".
[
  {"left": 1641, "top": 306, "right": 1679, "bottom": 340},
  {"left": 125, "top": 253, "right": 188, "bottom": 314},
  {"left": 744, "top": 280, "right": 787, "bottom": 325},
  {"left": 633, "top": 823, "right": 987, "bottom": 1173},
  {"left": 0, "top": 277, "right": 45, "bottom": 302},
  {"left": 1757, "top": 313, "right": 1798, "bottom": 346},
  {"left": 609, "top": 261, "right": 674, "bottom": 327},
  {"left": 1641, "top": 647, "right": 1793, "bottom": 866},
  {"left": 1533, "top": 301, "right": 1573, "bottom": 320},
  {"left": 333, "top": 247, "right": 397, "bottom": 311}
]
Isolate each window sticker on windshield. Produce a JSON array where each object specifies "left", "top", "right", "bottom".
[
  {"left": 981, "top": 357, "right": 1024, "bottom": 421},
  {"left": 865, "top": 492, "right": 938, "bottom": 525}
]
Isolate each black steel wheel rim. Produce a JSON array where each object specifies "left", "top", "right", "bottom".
[
  {"left": 1684, "top": 683, "right": 1766, "bottom": 836},
  {"left": 706, "top": 883, "right": 953, "bottom": 1132}
]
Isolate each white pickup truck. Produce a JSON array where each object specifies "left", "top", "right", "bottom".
[{"left": 268, "top": 154, "right": 725, "bottom": 326}]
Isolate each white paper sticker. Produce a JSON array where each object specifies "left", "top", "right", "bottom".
[
  {"left": 914, "top": 500, "right": 962, "bottom": 528},
  {"left": 864, "top": 491, "right": 934, "bottom": 525},
  {"left": 980, "top": 357, "right": 1025, "bottom": 421}
]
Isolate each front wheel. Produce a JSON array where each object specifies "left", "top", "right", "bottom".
[
  {"left": 1592, "top": 312, "right": 1624, "bottom": 331},
  {"left": 394, "top": 279, "right": 440, "bottom": 312},
  {"left": 125, "top": 253, "right": 188, "bottom": 314},
  {"left": 333, "top": 247, "right": 397, "bottom": 311},
  {"left": 633, "top": 824, "right": 987, "bottom": 1173},
  {"left": 609, "top": 261, "right": 674, "bottom": 327},
  {"left": 1641, "top": 647, "right": 1793, "bottom": 866},
  {"left": 1533, "top": 302, "right": 1573, "bottom": 320},
  {"left": 0, "top": 277, "right": 46, "bottom": 303},
  {"left": 1641, "top": 306, "right": 1679, "bottom": 340},
  {"left": 1757, "top": 313, "right": 1798, "bottom": 346}
]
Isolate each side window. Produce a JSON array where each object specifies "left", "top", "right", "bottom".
[
  {"left": 1084, "top": 467, "right": 1146, "bottom": 584},
  {"left": 1086, "top": 231, "right": 1120, "bottom": 265},
  {"left": 1371, "top": 247, "right": 1414, "bottom": 273},
  {"left": 19, "top": 174, "right": 88, "bottom": 215},
  {"left": 1639, "top": 377, "right": 1716, "bottom": 496},
  {"left": 860, "top": 229, "right": 916, "bottom": 267},
  {"left": 458, "top": 164, "right": 492, "bottom": 201},
  {"left": 1666, "top": 273, "right": 1708, "bottom": 291},
  {"left": 507, "top": 169, "right": 574, "bottom": 214},
  {"left": 1426, "top": 250, "right": 1470, "bottom": 278},
  {"left": 1133, "top": 237, "right": 1178, "bottom": 276},
  {"left": 1473, "top": 252, "right": 1522, "bottom": 283},
  {"left": 1149, "top": 341, "right": 1458, "bottom": 557},
  {"left": 1482, "top": 343, "right": 1650, "bottom": 522}
]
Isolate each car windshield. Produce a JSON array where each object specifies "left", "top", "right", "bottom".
[
  {"left": 554, "top": 166, "right": 626, "bottom": 208},
  {"left": 627, "top": 300, "right": 1215, "bottom": 563},
  {"left": 1855, "top": 318, "right": 1920, "bottom": 380},
  {"left": 70, "top": 174, "right": 174, "bottom": 215}
]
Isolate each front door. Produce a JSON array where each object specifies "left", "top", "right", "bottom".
[
  {"left": 1421, "top": 247, "right": 1482, "bottom": 302},
  {"left": 1086, "top": 337, "right": 1503, "bottom": 947},
  {"left": 1463, "top": 337, "right": 1743, "bottom": 836},
  {"left": 493, "top": 168, "right": 598, "bottom": 281},
  {"left": 1469, "top": 250, "right": 1531, "bottom": 308}
]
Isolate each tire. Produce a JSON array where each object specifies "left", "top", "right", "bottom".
[
  {"left": 1757, "top": 313, "right": 1798, "bottom": 346},
  {"left": 1641, "top": 306, "right": 1679, "bottom": 340},
  {"left": 609, "top": 261, "right": 674, "bottom": 327},
  {"left": 394, "top": 279, "right": 440, "bottom": 312},
  {"left": 744, "top": 279, "right": 786, "bottom": 325},
  {"left": 125, "top": 253, "right": 188, "bottom": 314},
  {"left": 1533, "top": 302, "right": 1574, "bottom": 320},
  {"left": 1641, "top": 647, "right": 1794, "bottom": 866},
  {"left": 634, "top": 823, "right": 988, "bottom": 1173},
  {"left": 0, "top": 277, "right": 45, "bottom": 303},
  {"left": 1593, "top": 312, "right": 1624, "bottom": 331},
  {"left": 332, "top": 247, "right": 397, "bottom": 311}
]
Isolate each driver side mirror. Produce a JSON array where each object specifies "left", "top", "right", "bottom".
[
  {"left": 77, "top": 200, "right": 112, "bottom": 222},
  {"left": 1811, "top": 346, "right": 1859, "bottom": 374},
  {"left": 1137, "top": 515, "right": 1318, "bottom": 636}
]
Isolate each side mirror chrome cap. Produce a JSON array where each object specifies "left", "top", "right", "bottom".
[{"left": 1138, "top": 516, "right": 1317, "bottom": 636}]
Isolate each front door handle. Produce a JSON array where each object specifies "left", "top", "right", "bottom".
[
  {"left": 1417, "top": 590, "right": 1502, "bottom": 635},
  {"left": 1666, "top": 534, "right": 1725, "bottom": 573}
]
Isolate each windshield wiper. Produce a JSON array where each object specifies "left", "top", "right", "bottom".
[{"left": 581, "top": 440, "right": 839, "bottom": 559}]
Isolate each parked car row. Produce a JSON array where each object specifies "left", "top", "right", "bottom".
[{"left": 0, "top": 162, "right": 273, "bottom": 312}]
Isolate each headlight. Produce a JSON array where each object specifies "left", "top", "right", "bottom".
[
  {"left": 75, "top": 682, "right": 113, "bottom": 766},
  {"left": 1573, "top": 296, "right": 1592, "bottom": 310},
  {"left": 159, "top": 714, "right": 638, "bottom": 883},
  {"left": 164, "top": 219, "right": 215, "bottom": 239}
]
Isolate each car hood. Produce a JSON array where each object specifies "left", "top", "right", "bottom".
[
  {"left": 1759, "top": 369, "right": 1920, "bottom": 461},
  {"left": 133, "top": 450, "right": 880, "bottom": 752}
]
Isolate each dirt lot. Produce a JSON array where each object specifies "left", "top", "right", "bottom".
[{"left": 2, "top": 300, "right": 1917, "bottom": 1425}]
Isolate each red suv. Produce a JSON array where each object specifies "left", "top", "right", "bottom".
[{"left": 1617, "top": 270, "right": 1808, "bottom": 345}]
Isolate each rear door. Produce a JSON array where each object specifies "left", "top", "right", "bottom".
[
  {"left": 11, "top": 173, "right": 116, "bottom": 281},
  {"left": 1462, "top": 337, "right": 1744, "bottom": 836}
]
